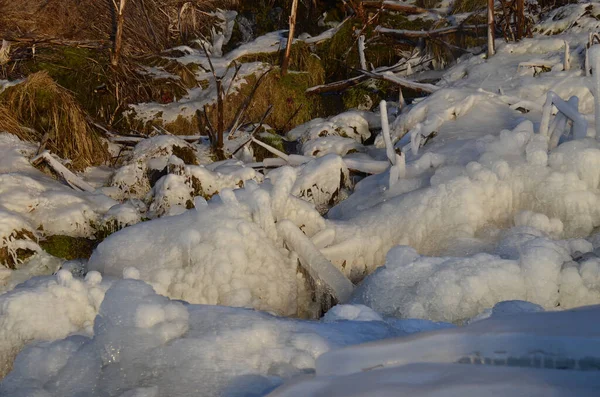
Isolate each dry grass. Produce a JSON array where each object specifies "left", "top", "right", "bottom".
[
  {"left": 0, "top": 105, "right": 31, "bottom": 138},
  {"left": 0, "top": 0, "right": 239, "bottom": 55},
  {"left": 1, "top": 71, "right": 110, "bottom": 169},
  {"left": 451, "top": 0, "right": 486, "bottom": 14}
]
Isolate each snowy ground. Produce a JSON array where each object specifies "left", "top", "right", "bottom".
[{"left": 1, "top": 2, "right": 600, "bottom": 396}]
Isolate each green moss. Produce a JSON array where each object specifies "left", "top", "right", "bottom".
[
  {"left": 22, "top": 46, "right": 117, "bottom": 122},
  {"left": 342, "top": 81, "right": 398, "bottom": 110},
  {"left": 415, "top": 0, "right": 443, "bottom": 7},
  {"left": 317, "top": 19, "right": 359, "bottom": 81},
  {"left": 172, "top": 145, "right": 199, "bottom": 165},
  {"left": 381, "top": 14, "right": 435, "bottom": 31},
  {"left": 40, "top": 235, "right": 95, "bottom": 260},
  {"left": 254, "top": 131, "right": 286, "bottom": 161}
]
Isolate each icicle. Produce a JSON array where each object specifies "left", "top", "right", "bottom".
[
  {"left": 399, "top": 88, "right": 406, "bottom": 110},
  {"left": 410, "top": 124, "right": 423, "bottom": 155},
  {"left": 564, "top": 40, "right": 570, "bottom": 71},
  {"left": 591, "top": 45, "right": 600, "bottom": 139},
  {"left": 269, "top": 166, "right": 297, "bottom": 221},
  {"left": 251, "top": 189, "right": 278, "bottom": 242},
  {"left": 379, "top": 100, "right": 396, "bottom": 165}
]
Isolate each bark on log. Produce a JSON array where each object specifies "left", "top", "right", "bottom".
[
  {"left": 111, "top": 0, "right": 127, "bottom": 67},
  {"left": 32, "top": 152, "right": 96, "bottom": 192},
  {"left": 377, "top": 25, "right": 487, "bottom": 39}
]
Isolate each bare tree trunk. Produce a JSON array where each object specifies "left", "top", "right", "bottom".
[
  {"left": 111, "top": 0, "right": 127, "bottom": 67},
  {"left": 516, "top": 0, "right": 524, "bottom": 40},
  {"left": 281, "top": 0, "right": 299, "bottom": 76},
  {"left": 487, "top": 0, "right": 495, "bottom": 57}
]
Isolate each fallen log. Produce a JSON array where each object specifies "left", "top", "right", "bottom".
[
  {"left": 306, "top": 57, "right": 432, "bottom": 95},
  {"left": 376, "top": 25, "right": 487, "bottom": 39},
  {"left": 362, "top": 70, "right": 440, "bottom": 93},
  {"left": 31, "top": 151, "right": 96, "bottom": 192},
  {"left": 306, "top": 75, "right": 368, "bottom": 95}
]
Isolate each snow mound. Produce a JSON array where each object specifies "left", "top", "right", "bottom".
[
  {"left": 0, "top": 134, "right": 119, "bottom": 238},
  {"left": 351, "top": 231, "right": 600, "bottom": 323},
  {"left": 0, "top": 271, "right": 110, "bottom": 378},
  {"left": 287, "top": 110, "right": 375, "bottom": 144},
  {"left": 0, "top": 279, "right": 446, "bottom": 397},
  {"left": 89, "top": 168, "right": 328, "bottom": 316},
  {"left": 323, "top": 120, "right": 600, "bottom": 281}
]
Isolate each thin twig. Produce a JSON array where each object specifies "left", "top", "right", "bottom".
[{"left": 231, "top": 105, "right": 274, "bottom": 156}]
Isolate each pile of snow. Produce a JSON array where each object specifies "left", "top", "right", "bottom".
[
  {"left": 287, "top": 111, "right": 378, "bottom": 158},
  {"left": 0, "top": 134, "right": 120, "bottom": 238},
  {"left": 0, "top": 279, "right": 449, "bottom": 397},
  {"left": 109, "top": 136, "right": 262, "bottom": 218},
  {"left": 289, "top": 154, "right": 352, "bottom": 214},
  {"left": 351, "top": 233, "right": 600, "bottom": 323},
  {"left": 323, "top": 120, "right": 600, "bottom": 282},
  {"left": 89, "top": 168, "right": 328, "bottom": 317},
  {"left": 0, "top": 270, "right": 109, "bottom": 378}
]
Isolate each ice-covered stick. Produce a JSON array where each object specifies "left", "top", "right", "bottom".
[
  {"left": 548, "top": 111, "right": 567, "bottom": 150},
  {"left": 539, "top": 92, "right": 588, "bottom": 139},
  {"left": 31, "top": 151, "right": 95, "bottom": 193},
  {"left": 590, "top": 44, "right": 600, "bottom": 139},
  {"left": 278, "top": 220, "right": 353, "bottom": 303},
  {"left": 586, "top": 33, "right": 592, "bottom": 76},
  {"left": 564, "top": 40, "right": 570, "bottom": 71},
  {"left": 380, "top": 100, "right": 396, "bottom": 165},
  {"left": 539, "top": 93, "right": 554, "bottom": 137},
  {"left": 250, "top": 136, "right": 290, "bottom": 162},
  {"left": 549, "top": 96, "right": 579, "bottom": 149},
  {"left": 358, "top": 35, "right": 367, "bottom": 71}
]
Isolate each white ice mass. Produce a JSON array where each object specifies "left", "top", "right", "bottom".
[{"left": 1, "top": 1, "right": 600, "bottom": 396}]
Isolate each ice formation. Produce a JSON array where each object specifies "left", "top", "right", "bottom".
[
  {"left": 0, "top": 2, "right": 600, "bottom": 396},
  {"left": 0, "top": 280, "right": 449, "bottom": 397}
]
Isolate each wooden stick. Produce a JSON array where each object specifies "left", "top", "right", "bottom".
[
  {"left": 32, "top": 152, "right": 96, "bottom": 192},
  {"left": 516, "top": 0, "right": 525, "bottom": 40},
  {"left": 111, "top": 0, "right": 127, "bottom": 67},
  {"left": 487, "top": 0, "right": 495, "bottom": 57},
  {"left": 228, "top": 68, "right": 272, "bottom": 134},
  {"left": 250, "top": 136, "right": 290, "bottom": 162},
  {"left": 362, "top": 70, "right": 440, "bottom": 93},
  {"left": 281, "top": 0, "right": 299, "bottom": 76},
  {"left": 376, "top": 25, "right": 487, "bottom": 39},
  {"left": 280, "top": 103, "right": 304, "bottom": 132},
  {"left": 231, "top": 105, "right": 274, "bottom": 156}
]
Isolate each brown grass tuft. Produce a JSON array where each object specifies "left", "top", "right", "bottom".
[
  {"left": 1, "top": 71, "right": 110, "bottom": 169},
  {"left": 0, "top": 0, "right": 239, "bottom": 56}
]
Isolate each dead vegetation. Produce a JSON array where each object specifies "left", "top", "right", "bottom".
[
  {"left": 0, "top": 229, "right": 37, "bottom": 270},
  {"left": 0, "top": 0, "right": 239, "bottom": 56},
  {"left": 0, "top": 71, "right": 110, "bottom": 170}
]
